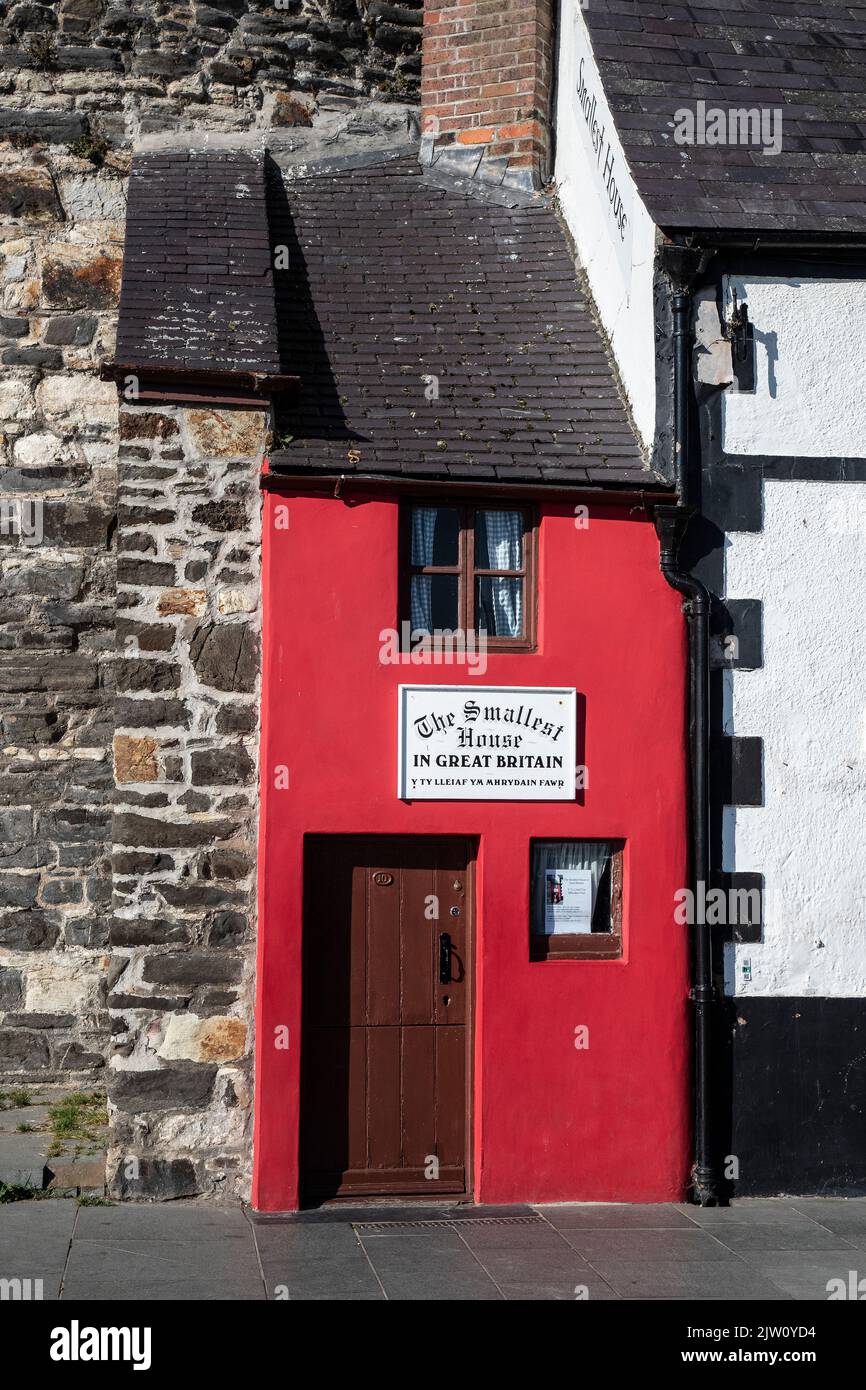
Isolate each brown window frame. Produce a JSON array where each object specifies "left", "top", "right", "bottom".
[
  {"left": 529, "top": 841, "right": 624, "bottom": 961},
  {"left": 399, "top": 502, "right": 538, "bottom": 652}
]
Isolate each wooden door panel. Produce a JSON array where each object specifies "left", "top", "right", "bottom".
[
  {"left": 435, "top": 1026, "right": 466, "bottom": 1167},
  {"left": 434, "top": 864, "right": 467, "bottom": 1027},
  {"left": 346, "top": 1025, "right": 368, "bottom": 1174},
  {"left": 400, "top": 859, "right": 436, "bottom": 1026},
  {"left": 349, "top": 861, "right": 367, "bottom": 1027},
  {"left": 301, "top": 837, "right": 472, "bottom": 1200},
  {"left": 321, "top": 1165, "right": 466, "bottom": 1196},
  {"left": 366, "top": 858, "right": 400, "bottom": 1027},
  {"left": 366, "top": 1025, "right": 401, "bottom": 1171},
  {"left": 401, "top": 1026, "right": 436, "bottom": 1169}
]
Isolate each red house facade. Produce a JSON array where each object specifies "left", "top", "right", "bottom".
[{"left": 253, "top": 483, "right": 690, "bottom": 1210}]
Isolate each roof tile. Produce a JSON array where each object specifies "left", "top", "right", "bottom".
[
  {"left": 268, "top": 155, "right": 654, "bottom": 487},
  {"left": 584, "top": 1, "right": 866, "bottom": 232},
  {"left": 115, "top": 150, "right": 281, "bottom": 375}
]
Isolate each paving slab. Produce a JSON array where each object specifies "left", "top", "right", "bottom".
[
  {"left": 0, "top": 1197, "right": 78, "bottom": 1237},
  {"left": 0, "top": 1228, "right": 75, "bottom": 1265},
  {"left": 455, "top": 1221, "right": 572, "bottom": 1252},
  {"left": 709, "top": 1222, "right": 856, "bottom": 1253},
  {"left": 0, "top": 1130, "right": 49, "bottom": 1187},
  {"left": 254, "top": 1221, "right": 366, "bottom": 1259},
  {"left": 0, "top": 1103, "right": 52, "bottom": 1132},
  {"left": 470, "top": 1247, "right": 621, "bottom": 1300},
  {"left": 0, "top": 1198, "right": 77, "bottom": 1301},
  {"left": 593, "top": 1260, "right": 792, "bottom": 1301},
  {"left": 61, "top": 1236, "right": 265, "bottom": 1301},
  {"left": 357, "top": 1224, "right": 470, "bottom": 1248},
  {"left": 789, "top": 1200, "right": 866, "bottom": 1241},
  {"left": 539, "top": 1203, "right": 697, "bottom": 1230},
  {"left": 74, "top": 1202, "right": 251, "bottom": 1242},
  {"left": 261, "top": 1252, "right": 385, "bottom": 1301},
  {"left": 744, "top": 1252, "right": 865, "bottom": 1300},
  {"left": 0, "top": 1266, "right": 65, "bottom": 1300},
  {"left": 46, "top": 1156, "right": 106, "bottom": 1193},
  {"left": 678, "top": 1199, "right": 828, "bottom": 1227},
  {"left": 358, "top": 1229, "right": 503, "bottom": 1300},
  {"left": 789, "top": 1198, "right": 866, "bottom": 1216},
  {"left": 562, "top": 1228, "right": 741, "bottom": 1262}
]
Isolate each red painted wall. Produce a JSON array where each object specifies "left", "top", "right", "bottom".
[{"left": 253, "top": 488, "right": 690, "bottom": 1211}]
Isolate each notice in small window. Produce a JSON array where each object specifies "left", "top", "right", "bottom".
[{"left": 544, "top": 868, "right": 593, "bottom": 935}]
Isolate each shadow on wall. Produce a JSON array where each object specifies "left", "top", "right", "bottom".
[{"left": 265, "top": 156, "right": 358, "bottom": 449}]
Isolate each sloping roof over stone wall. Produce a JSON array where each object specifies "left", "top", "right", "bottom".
[
  {"left": 583, "top": 0, "right": 866, "bottom": 233},
  {"left": 267, "top": 153, "right": 653, "bottom": 487},
  {"left": 115, "top": 150, "right": 282, "bottom": 376}
]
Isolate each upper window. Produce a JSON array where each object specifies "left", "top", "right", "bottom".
[{"left": 401, "top": 504, "right": 536, "bottom": 650}]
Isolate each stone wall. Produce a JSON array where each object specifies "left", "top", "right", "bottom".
[
  {"left": 109, "top": 402, "right": 266, "bottom": 1202},
  {"left": 0, "top": 137, "right": 268, "bottom": 1196},
  {"left": 0, "top": 143, "right": 122, "bottom": 1090},
  {"left": 0, "top": 0, "right": 423, "bottom": 145}
]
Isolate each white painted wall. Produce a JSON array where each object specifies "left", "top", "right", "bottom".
[
  {"left": 723, "top": 276, "right": 866, "bottom": 458},
  {"left": 724, "top": 480, "right": 866, "bottom": 997},
  {"left": 553, "top": 0, "right": 658, "bottom": 449}
]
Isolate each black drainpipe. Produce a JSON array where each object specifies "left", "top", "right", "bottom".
[{"left": 653, "top": 247, "right": 719, "bottom": 1207}]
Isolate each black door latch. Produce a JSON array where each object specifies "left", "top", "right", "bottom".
[{"left": 439, "top": 931, "right": 452, "bottom": 985}]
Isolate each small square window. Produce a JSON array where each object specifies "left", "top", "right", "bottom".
[
  {"left": 530, "top": 839, "right": 623, "bottom": 960},
  {"left": 401, "top": 503, "right": 537, "bottom": 650}
]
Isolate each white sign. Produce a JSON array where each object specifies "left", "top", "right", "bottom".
[
  {"left": 544, "top": 868, "right": 593, "bottom": 934},
  {"left": 570, "top": 13, "right": 633, "bottom": 287},
  {"left": 398, "top": 686, "right": 577, "bottom": 800}
]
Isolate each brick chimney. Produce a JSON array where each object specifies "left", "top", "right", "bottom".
[{"left": 420, "top": 0, "right": 553, "bottom": 191}]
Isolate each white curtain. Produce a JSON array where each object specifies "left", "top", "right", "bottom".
[
  {"left": 531, "top": 841, "right": 615, "bottom": 935},
  {"left": 477, "top": 511, "right": 522, "bottom": 637},
  {"left": 411, "top": 507, "right": 438, "bottom": 632}
]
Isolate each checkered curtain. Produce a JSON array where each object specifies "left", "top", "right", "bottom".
[
  {"left": 531, "top": 841, "right": 616, "bottom": 935},
  {"left": 478, "top": 511, "right": 522, "bottom": 637},
  {"left": 410, "top": 507, "right": 438, "bottom": 632},
  {"left": 481, "top": 511, "right": 522, "bottom": 569}
]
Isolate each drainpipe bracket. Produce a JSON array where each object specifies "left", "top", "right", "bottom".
[
  {"left": 689, "top": 983, "right": 716, "bottom": 1005},
  {"left": 652, "top": 502, "right": 695, "bottom": 553}
]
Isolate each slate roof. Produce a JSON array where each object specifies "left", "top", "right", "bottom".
[
  {"left": 267, "top": 153, "right": 653, "bottom": 486},
  {"left": 583, "top": 0, "right": 866, "bottom": 234},
  {"left": 115, "top": 150, "right": 282, "bottom": 376}
]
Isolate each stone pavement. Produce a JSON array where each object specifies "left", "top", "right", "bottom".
[{"left": 1, "top": 1197, "right": 865, "bottom": 1301}]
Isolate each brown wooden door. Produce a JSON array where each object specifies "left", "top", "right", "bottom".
[{"left": 300, "top": 837, "right": 473, "bottom": 1199}]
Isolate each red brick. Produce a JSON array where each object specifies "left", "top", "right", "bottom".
[
  {"left": 422, "top": 0, "right": 552, "bottom": 184},
  {"left": 455, "top": 126, "right": 494, "bottom": 145}
]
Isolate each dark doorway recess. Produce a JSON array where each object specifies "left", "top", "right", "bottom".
[{"left": 300, "top": 836, "right": 475, "bottom": 1202}]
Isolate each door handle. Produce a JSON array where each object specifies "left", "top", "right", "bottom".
[{"left": 439, "top": 931, "right": 452, "bottom": 985}]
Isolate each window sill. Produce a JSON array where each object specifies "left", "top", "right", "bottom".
[{"left": 530, "top": 934, "right": 622, "bottom": 961}]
